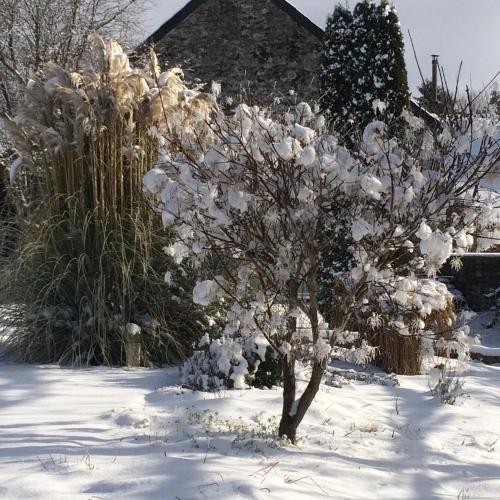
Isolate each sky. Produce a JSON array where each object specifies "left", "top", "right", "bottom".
[{"left": 141, "top": 0, "right": 500, "bottom": 94}]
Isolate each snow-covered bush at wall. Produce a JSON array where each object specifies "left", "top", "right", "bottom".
[
  {"left": 334, "top": 276, "right": 460, "bottom": 374},
  {"left": 475, "top": 191, "right": 500, "bottom": 251},
  {"left": 181, "top": 310, "right": 377, "bottom": 391},
  {"left": 145, "top": 94, "right": 500, "bottom": 441}
]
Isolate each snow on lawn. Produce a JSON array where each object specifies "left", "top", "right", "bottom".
[{"left": 1, "top": 362, "right": 500, "bottom": 499}]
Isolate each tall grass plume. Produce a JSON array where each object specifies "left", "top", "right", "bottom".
[{"left": 0, "top": 36, "right": 214, "bottom": 365}]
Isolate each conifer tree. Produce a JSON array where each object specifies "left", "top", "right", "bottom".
[
  {"left": 417, "top": 79, "right": 451, "bottom": 116},
  {"left": 319, "top": 4, "right": 354, "bottom": 127},
  {"left": 377, "top": 1, "right": 410, "bottom": 117},
  {"left": 350, "top": 0, "right": 380, "bottom": 125},
  {"left": 318, "top": 1, "right": 410, "bottom": 327},
  {"left": 319, "top": 0, "right": 410, "bottom": 130}
]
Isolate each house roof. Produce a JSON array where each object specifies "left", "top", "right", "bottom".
[
  {"left": 409, "top": 98, "right": 443, "bottom": 130},
  {"left": 140, "top": 0, "right": 324, "bottom": 49}
]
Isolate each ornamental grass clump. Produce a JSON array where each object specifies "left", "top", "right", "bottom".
[
  {"left": 1, "top": 36, "right": 215, "bottom": 365},
  {"left": 324, "top": 277, "right": 457, "bottom": 375}
]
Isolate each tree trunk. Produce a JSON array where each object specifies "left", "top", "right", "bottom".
[
  {"left": 278, "top": 354, "right": 298, "bottom": 441},
  {"left": 278, "top": 268, "right": 327, "bottom": 443},
  {"left": 278, "top": 358, "right": 325, "bottom": 443}
]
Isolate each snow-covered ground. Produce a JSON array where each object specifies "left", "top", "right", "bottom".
[
  {"left": 469, "top": 310, "right": 500, "bottom": 358},
  {"left": 1, "top": 360, "right": 500, "bottom": 500},
  {"left": 470, "top": 310, "right": 500, "bottom": 348}
]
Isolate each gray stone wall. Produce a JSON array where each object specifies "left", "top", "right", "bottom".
[
  {"left": 153, "top": 0, "right": 321, "bottom": 104},
  {"left": 441, "top": 255, "right": 500, "bottom": 311}
]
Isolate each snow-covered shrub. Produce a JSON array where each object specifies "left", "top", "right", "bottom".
[
  {"left": 145, "top": 93, "right": 500, "bottom": 441},
  {"left": 475, "top": 189, "right": 500, "bottom": 251},
  {"left": 337, "top": 277, "right": 458, "bottom": 374},
  {"left": 1, "top": 37, "right": 214, "bottom": 364},
  {"left": 182, "top": 313, "right": 329, "bottom": 392},
  {"left": 181, "top": 332, "right": 267, "bottom": 391},
  {"left": 429, "top": 364, "right": 466, "bottom": 405}
]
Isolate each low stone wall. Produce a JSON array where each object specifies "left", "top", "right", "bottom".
[{"left": 441, "top": 254, "right": 500, "bottom": 311}]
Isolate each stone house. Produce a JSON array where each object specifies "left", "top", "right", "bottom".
[
  {"left": 139, "top": 0, "right": 323, "bottom": 103},
  {"left": 139, "top": 0, "right": 439, "bottom": 120}
]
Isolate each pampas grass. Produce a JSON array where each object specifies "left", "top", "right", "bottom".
[{"left": 0, "top": 36, "right": 214, "bottom": 365}]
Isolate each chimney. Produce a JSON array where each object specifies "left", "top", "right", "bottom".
[{"left": 431, "top": 55, "right": 439, "bottom": 103}]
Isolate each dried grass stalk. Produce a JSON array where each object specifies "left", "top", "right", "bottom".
[{"left": 324, "top": 278, "right": 456, "bottom": 375}]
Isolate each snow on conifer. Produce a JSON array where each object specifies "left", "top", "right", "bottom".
[{"left": 320, "top": 0, "right": 410, "bottom": 129}]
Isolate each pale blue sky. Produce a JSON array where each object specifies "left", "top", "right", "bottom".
[{"left": 141, "top": 0, "right": 500, "bottom": 93}]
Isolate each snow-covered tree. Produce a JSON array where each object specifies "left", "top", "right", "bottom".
[
  {"left": 0, "top": 0, "right": 147, "bottom": 117},
  {"left": 145, "top": 94, "right": 500, "bottom": 441},
  {"left": 320, "top": 0, "right": 409, "bottom": 130},
  {"left": 319, "top": 4, "right": 354, "bottom": 128}
]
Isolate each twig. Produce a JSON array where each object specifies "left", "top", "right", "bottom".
[
  {"left": 37, "top": 456, "right": 49, "bottom": 471},
  {"left": 408, "top": 30, "right": 426, "bottom": 87}
]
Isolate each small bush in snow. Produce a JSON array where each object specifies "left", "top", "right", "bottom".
[
  {"left": 429, "top": 364, "right": 466, "bottom": 405},
  {"left": 181, "top": 332, "right": 269, "bottom": 391},
  {"left": 185, "top": 408, "right": 285, "bottom": 451}
]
